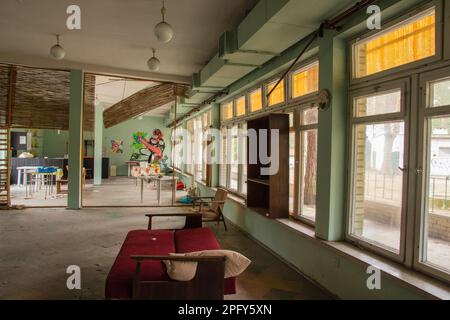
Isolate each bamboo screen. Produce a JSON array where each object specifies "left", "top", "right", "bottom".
[
  {"left": 103, "top": 83, "right": 187, "bottom": 128},
  {"left": 0, "top": 65, "right": 95, "bottom": 131},
  {"left": 354, "top": 8, "right": 436, "bottom": 78},
  {"left": 0, "top": 65, "right": 9, "bottom": 127},
  {"left": 292, "top": 62, "right": 319, "bottom": 99}
]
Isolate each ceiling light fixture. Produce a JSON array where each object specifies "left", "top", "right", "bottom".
[
  {"left": 50, "top": 34, "right": 65, "bottom": 60},
  {"left": 147, "top": 48, "right": 161, "bottom": 71},
  {"left": 154, "top": 0, "right": 174, "bottom": 43}
]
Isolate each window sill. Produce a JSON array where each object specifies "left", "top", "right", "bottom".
[{"left": 276, "top": 218, "right": 450, "bottom": 300}]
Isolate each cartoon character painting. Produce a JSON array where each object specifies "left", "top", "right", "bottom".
[
  {"left": 111, "top": 139, "right": 124, "bottom": 154},
  {"left": 131, "top": 129, "right": 166, "bottom": 163}
]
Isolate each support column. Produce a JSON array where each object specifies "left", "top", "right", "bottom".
[
  {"left": 94, "top": 102, "right": 103, "bottom": 185},
  {"left": 68, "top": 70, "right": 84, "bottom": 210},
  {"left": 315, "top": 30, "right": 348, "bottom": 241}
]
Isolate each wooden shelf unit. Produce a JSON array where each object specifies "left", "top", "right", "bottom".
[{"left": 246, "top": 114, "right": 289, "bottom": 219}]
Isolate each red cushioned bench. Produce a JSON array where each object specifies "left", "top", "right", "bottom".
[{"left": 105, "top": 213, "right": 236, "bottom": 300}]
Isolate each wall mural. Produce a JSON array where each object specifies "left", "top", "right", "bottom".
[
  {"left": 111, "top": 139, "right": 124, "bottom": 154},
  {"left": 131, "top": 129, "right": 166, "bottom": 164}
]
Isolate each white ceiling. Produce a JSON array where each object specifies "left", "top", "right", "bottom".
[
  {"left": 0, "top": 0, "right": 258, "bottom": 83},
  {"left": 95, "top": 75, "right": 157, "bottom": 106},
  {"left": 95, "top": 75, "right": 173, "bottom": 117}
]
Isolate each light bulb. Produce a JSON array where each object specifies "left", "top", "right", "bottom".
[
  {"left": 147, "top": 48, "right": 161, "bottom": 71},
  {"left": 50, "top": 35, "right": 65, "bottom": 60},
  {"left": 154, "top": 21, "right": 174, "bottom": 43}
]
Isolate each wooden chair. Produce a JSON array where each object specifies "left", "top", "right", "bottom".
[{"left": 191, "top": 188, "right": 228, "bottom": 231}]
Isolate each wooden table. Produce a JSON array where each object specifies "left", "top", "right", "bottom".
[{"left": 139, "top": 175, "right": 179, "bottom": 205}]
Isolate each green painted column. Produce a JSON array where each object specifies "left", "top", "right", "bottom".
[
  {"left": 94, "top": 102, "right": 103, "bottom": 185},
  {"left": 210, "top": 103, "right": 220, "bottom": 187},
  {"left": 68, "top": 69, "right": 84, "bottom": 210},
  {"left": 315, "top": 30, "right": 348, "bottom": 241}
]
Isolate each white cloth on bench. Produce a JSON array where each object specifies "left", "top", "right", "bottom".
[{"left": 163, "top": 250, "right": 251, "bottom": 282}]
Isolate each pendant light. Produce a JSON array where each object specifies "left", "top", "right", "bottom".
[
  {"left": 147, "top": 48, "right": 161, "bottom": 71},
  {"left": 50, "top": 34, "right": 65, "bottom": 60},
  {"left": 154, "top": 0, "right": 174, "bottom": 43}
]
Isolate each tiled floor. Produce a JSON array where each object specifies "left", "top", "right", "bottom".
[{"left": 0, "top": 207, "right": 331, "bottom": 300}]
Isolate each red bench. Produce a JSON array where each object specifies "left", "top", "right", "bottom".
[{"left": 105, "top": 213, "right": 236, "bottom": 300}]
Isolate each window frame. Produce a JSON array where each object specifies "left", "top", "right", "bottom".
[
  {"left": 346, "top": 78, "right": 411, "bottom": 263},
  {"left": 265, "top": 77, "right": 287, "bottom": 108},
  {"left": 289, "top": 60, "right": 320, "bottom": 102},
  {"left": 415, "top": 66, "right": 450, "bottom": 283},
  {"left": 349, "top": 0, "right": 443, "bottom": 86},
  {"left": 249, "top": 87, "right": 264, "bottom": 114},
  {"left": 235, "top": 95, "right": 247, "bottom": 118},
  {"left": 297, "top": 105, "right": 319, "bottom": 225}
]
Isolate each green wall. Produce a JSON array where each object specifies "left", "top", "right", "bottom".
[{"left": 103, "top": 116, "right": 172, "bottom": 176}]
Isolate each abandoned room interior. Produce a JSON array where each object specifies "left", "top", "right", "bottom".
[{"left": 0, "top": 0, "right": 449, "bottom": 301}]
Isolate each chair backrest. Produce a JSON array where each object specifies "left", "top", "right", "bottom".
[{"left": 210, "top": 188, "right": 228, "bottom": 213}]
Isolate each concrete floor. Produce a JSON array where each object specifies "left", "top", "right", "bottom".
[
  {"left": 11, "top": 176, "right": 187, "bottom": 207},
  {"left": 0, "top": 207, "right": 331, "bottom": 300}
]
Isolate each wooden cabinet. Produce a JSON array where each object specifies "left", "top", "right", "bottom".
[{"left": 246, "top": 114, "right": 289, "bottom": 219}]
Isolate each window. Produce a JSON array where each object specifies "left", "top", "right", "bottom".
[
  {"left": 299, "top": 107, "right": 318, "bottom": 222},
  {"left": 418, "top": 75, "right": 450, "bottom": 278},
  {"left": 230, "top": 125, "right": 239, "bottom": 191},
  {"left": 219, "top": 123, "right": 247, "bottom": 196},
  {"left": 249, "top": 88, "right": 262, "bottom": 112},
  {"left": 292, "top": 62, "right": 319, "bottom": 98},
  {"left": 194, "top": 117, "right": 203, "bottom": 181},
  {"left": 267, "top": 79, "right": 285, "bottom": 106},
  {"left": 236, "top": 96, "right": 246, "bottom": 117},
  {"left": 186, "top": 119, "right": 195, "bottom": 175},
  {"left": 222, "top": 102, "right": 233, "bottom": 121},
  {"left": 219, "top": 126, "right": 228, "bottom": 187},
  {"left": 289, "top": 113, "right": 295, "bottom": 214},
  {"left": 353, "top": 8, "right": 436, "bottom": 78},
  {"left": 173, "top": 125, "right": 183, "bottom": 170},
  {"left": 201, "top": 111, "right": 211, "bottom": 182},
  {"left": 349, "top": 88, "right": 406, "bottom": 254}
]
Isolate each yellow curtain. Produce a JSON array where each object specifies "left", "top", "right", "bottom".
[{"left": 362, "top": 10, "right": 435, "bottom": 77}]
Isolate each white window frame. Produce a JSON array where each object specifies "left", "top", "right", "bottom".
[
  {"left": 349, "top": 1, "right": 443, "bottom": 85},
  {"left": 415, "top": 66, "right": 450, "bottom": 283},
  {"left": 346, "top": 79, "right": 410, "bottom": 263}
]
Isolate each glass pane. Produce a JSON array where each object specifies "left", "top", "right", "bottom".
[
  {"left": 186, "top": 119, "right": 195, "bottom": 174},
  {"left": 219, "top": 127, "right": 227, "bottom": 187},
  {"left": 236, "top": 97, "right": 246, "bottom": 117},
  {"left": 422, "top": 116, "right": 450, "bottom": 272},
  {"left": 300, "top": 129, "right": 317, "bottom": 221},
  {"left": 354, "top": 8, "right": 435, "bottom": 78},
  {"left": 292, "top": 62, "right": 319, "bottom": 98},
  {"left": 222, "top": 102, "right": 233, "bottom": 120},
  {"left": 268, "top": 80, "right": 285, "bottom": 106},
  {"left": 230, "top": 125, "right": 239, "bottom": 191},
  {"left": 250, "top": 88, "right": 262, "bottom": 112},
  {"left": 354, "top": 90, "right": 401, "bottom": 117},
  {"left": 289, "top": 130, "right": 295, "bottom": 214},
  {"left": 240, "top": 123, "right": 247, "bottom": 195},
  {"left": 194, "top": 117, "right": 203, "bottom": 181},
  {"left": 430, "top": 77, "right": 450, "bottom": 108},
  {"left": 301, "top": 107, "right": 318, "bottom": 126},
  {"left": 351, "top": 121, "right": 405, "bottom": 252}
]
